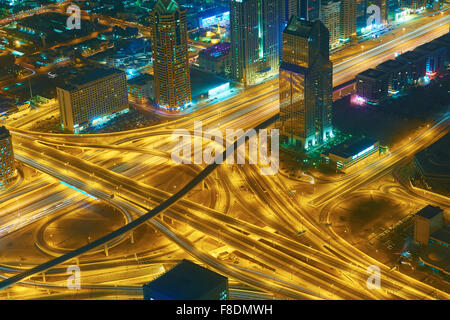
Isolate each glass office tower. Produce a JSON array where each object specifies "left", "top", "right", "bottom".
[
  {"left": 230, "top": 0, "right": 280, "bottom": 86},
  {"left": 278, "top": 17, "right": 333, "bottom": 150}
]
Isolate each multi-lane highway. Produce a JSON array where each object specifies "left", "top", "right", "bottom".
[{"left": 0, "top": 9, "right": 449, "bottom": 300}]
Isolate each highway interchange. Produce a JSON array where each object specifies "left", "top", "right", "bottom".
[{"left": 0, "top": 7, "right": 449, "bottom": 300}]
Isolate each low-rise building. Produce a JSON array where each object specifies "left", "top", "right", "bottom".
[
  {"left": 127, "top": 73, "right": 154, "bottom": 104},
  {"left": 376, "top": 59, "right": 409, "bottom": 92},
  {"left": 355, "top": 69, "right": 389, "bottom": 104},
  {"left": 415, "top": 42, "right": 447, "bottom": 75},
  {"left": 198, "top": 42, "right": 231, "bottom": 77},
  {"left": 396, "top": 50, "right": 427, "bottom": 84},
  {"left": 414, "top": 205, "right": 444, "bottom": 245},
  {"left": 321, "top": 137, "right": 380, "bottom": 172}
]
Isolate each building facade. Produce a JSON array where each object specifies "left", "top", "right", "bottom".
[
  {"left": 57, "top": 67, "right": 129, "bottom": 133},
  {"left": 0, "top": 126, "right": 15, "bottom": 189},
  {"left": 340, "top": 0, "right": 357, "bottom": 40},
  {"left": 376, "top": 59, "right": 409, "bottom": 92},
  {"left": 277, "top": 17, "right": 333, "bottom": 150},
  {"left": 414, "top": 205, "right": 444, "bottom": 245},
  {"left": 355, "top": 68, "right": 389, "bottom": 104},
  {"left": 127, "top": 74, "right": 155, "bottom": 104},
  {"left": 320, "top": 0, "right": 341, "bottom": 48},
  {"left": 198, "top": 42, "right": 231, "bottom": 77},
  {"left": 149, "top": 0, "right": 191, "bottom": 111},
  {"left": 299, "top": 0, "right": 321, "bottom": 21},
  {"left": 230, "top": 0, "right": 280, "bottom": 86},
  {"left": 321, "top": 137, "right": 379, "bottom": 172}
]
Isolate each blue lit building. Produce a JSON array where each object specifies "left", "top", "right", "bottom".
[
  {"left": 197, "top": 6, "right": 230, "bottom": 29},
  {"left": 143, "top": 259, "right": 228, "bottom": 300},
  {"left": 57, "top": 67, "right": 129, "bottom": 133},
  {"left": 415, "top": 42, "right": 447, "bottom": 75},
  {"left": 376, "top": 59, "right": 409, "bottom": 92},
  {"left": 321, "top": 137, "right": 380, "bottom": 172}
]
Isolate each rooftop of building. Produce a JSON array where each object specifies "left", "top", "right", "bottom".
[
  {"left": 58, "top": 67, "right": 125, "bottom": 91},
  {"left": 323, "top": 137, "right": 378, "bottom": 159},
  {"left": 416, "top": 205, "right": 444, "bottom": 220},
  {"left": 127, "top": 73, "right": 154, "bottom": 86},
  {"left": 0, "top": 126, "right": 11, "bottom": 140},
  {"left": 419, "top": 245, "right": 450, "bottom": 275},
  {"left": 396, "top": 50, "right": 426, "bottom": 62},
  {"left": 284, "top": 16, "right": 315, "bottom": 38},
  {"left": 153, "top": 0, "right": 182, "bottom": 14},
  {"left": 415, "top": 42, "right": 446, "bottom": 53},
  {"left": 431, "top": 226, "right": 450, "bottom": 246},
  {"left": 432, "top": 32, "right": 450, "bottom": 46},
  {"left": 376, "top": 59, "right": 406, "bottom": 71},
  {"left": 199, "top": 42, "right": 231, "bottom": 59},
  {"left": 190, "top": 68, "right": 229, "bottom": 98},
  {"left": 414, "top": 132, "right": 450, "bottom": 178},
  {"left": 356, "top": 68, "right": 388, "bottom": 80},
  {"left": 143, "top": 259, "right": 227, "bottom": 300}
]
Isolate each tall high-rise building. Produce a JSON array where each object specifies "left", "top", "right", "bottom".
[
  {"left": 280, "top": 0, "right": 300, "bottom": 27},
  {"left": 230, "top": 0, "right": 280, "bottom": 86},
  {"left": 299, "top": 0, "right": 321, "bottom": 21},
  {"left": 278, "top": 17, "right": 333, "bottom": 150},
  {"left": 149, "top": 0, "right": 191, "bottom": 110},
  {"left": 320, "top": 0, "right": 341, "bottom": 47},
  {"left": 0, "top": 126, "right": 15, "bottom": 188},
  {"left": 340, "top": 0, "right": 356, "bottom": 40},
  {"left": 57, "top": 67, "right": 129, "bottom": 133}
]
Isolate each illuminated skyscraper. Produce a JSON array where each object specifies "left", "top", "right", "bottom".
[
  {"left": 340, "top": 0, "right": 356, "bottom": 40},
  {"left": 320, "top": 0, "right": 341, "bottom": 47},
  {"left": 230, "top": 0, "right": 280, "bottom": 86},
  {"left": 0, "top": 126, "right": 15, "bottom": 189},
  {"left": 278, "top": 17, "right": 333, "bottom": 150},
  {"left": 281, "top": 0, "right": 300, "bottom": 27},
  {"left": 149, "top": 0, "right": 191, "bottom": 110},
  {"left": 299, "top": 0, "right": 321, "bottom": 21}
]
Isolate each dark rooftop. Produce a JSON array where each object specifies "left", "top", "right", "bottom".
[
  {"left": 396, "top": 50, "right": 426, "bottom": 62},
  {"left": 432, "top": 32, "right": 450, "bottom": 46},
  {"left": 284, "top": 16, "right": 314, "bottom": 38},
  {"left": 127, "top": 73, "right": 154, "bottom": 86},
  {"left": 416, "top": 205, "right": 443, "bottom": 220},
  {"left": 143, "top": 260, "right": 227, "bottom": 300},
  {"left": 376, "top": 59, "right": 406, "bottom": 71},
  {"left": 324, "top": 137, "right": 378, "bottom": 159},
  {"left": 0, "top": 126, "right": 11, "bottom": 140},
  {"left": 59, "top": 67, "right": 125, "bottom": 91},
  {"left": 420, "top": 245, "right": 450, "bottom": 275},
  {"left": 414, "top": 133, "right": 450, "bottom": 178},
  {"left": 431, "top": 226, "right": 450, "bottom": 246},
  {"left": 190, "top": 68, "right": 229, "bottom": 98},
  {"left": 415, "top": 42, "right": 445, "bottom": 53},
  {"left": 356, "top": 68, "right": 388, "bottom": 80}
]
